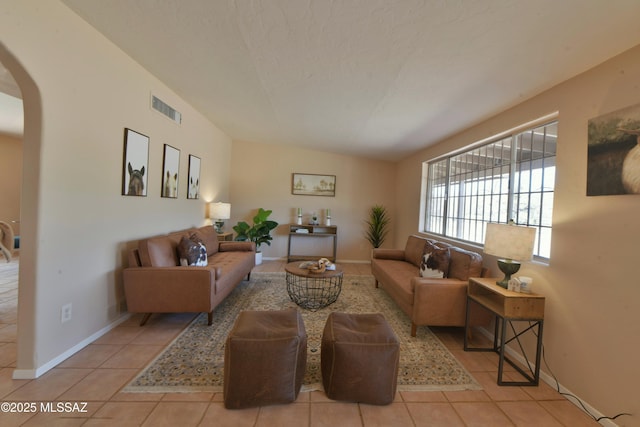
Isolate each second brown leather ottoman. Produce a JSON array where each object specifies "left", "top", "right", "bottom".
[
  {"left": 223, "top": 309, "right": 307, "bottom": 409},
  {"left": 321, "top": 312, "right": 399, "bottom": 405}
]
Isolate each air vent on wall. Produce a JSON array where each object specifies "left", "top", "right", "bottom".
[{"left": 151, "top": 95, "right": 182, "bottom": 124}]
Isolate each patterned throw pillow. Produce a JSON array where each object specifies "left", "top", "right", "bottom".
[
  {"left": 177, "top": 236, "right": 207, "bottom": 267},
  {"left": 419, "top": 247, "right": 450, "bottom": 278}
]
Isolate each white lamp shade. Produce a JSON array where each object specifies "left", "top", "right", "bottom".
[
  {"left": 484, "top": 222, "right": 536, "bottom": 261},
  {"left": 210, "top": 202, "right": 231, "bottom": 220}
]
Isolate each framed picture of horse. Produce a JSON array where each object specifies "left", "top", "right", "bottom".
[
  {"left": 161, "top": 144, "right": 180, "bottom": 198},
  {"left": 187, "top": 155, "right": 201, "bottom": 199},
  {"left": 122, "top": 128, "right": 149, "bottom": 196}
]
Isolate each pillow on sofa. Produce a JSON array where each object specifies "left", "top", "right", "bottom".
[
  {"left": 177, "top": 236, "right": 207, "bottom": 267},
  {"left": 419, "top": 247, "right": 450, "bottom": 278},
  {"left": 191, "top": 226, "right": 219, "bottom": 257}
]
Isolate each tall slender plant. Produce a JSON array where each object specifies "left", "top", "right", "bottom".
[{"left": 365, "top": 205, "right": 390, "bottom": 248}]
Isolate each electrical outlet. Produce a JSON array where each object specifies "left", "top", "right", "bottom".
[{"left": 61, "top": 303, "right": 72, "bottom": 323}]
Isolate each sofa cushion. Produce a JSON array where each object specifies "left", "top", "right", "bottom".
[
  {"left": 177, "top": 236, "right": 208, "bottom": 266},
  {"left": 404, "top": 235, "right": 428, "bottom": 267},
  {"left": 210, "top": 251, "right": 255, "bottom": 295},
  {"left": 447, "top": 247, "right": 483, "bottom": 280},
  {"left": 139, "top": 235, "right": 180, "bottom": 267}
]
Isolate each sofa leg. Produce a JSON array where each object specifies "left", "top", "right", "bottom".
[
  {"left": 375, "top": 279, "right": 379, "bottom": 288},
  {"left": 207, "top": 311, "right": 213, "bottom": 326},
  {"left": 140, "top": 313, "right": 152, "bottom": 326},
  {"left": 247, "top": 271, "right": 251, "bottom": 281},
  {"left": 411, "top": 323, "right": 417, "bottom": 337}
]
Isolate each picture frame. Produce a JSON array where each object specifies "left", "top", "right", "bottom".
[
  {"left": 122, "top": 128, "right": 149, "bottom": 196},
  {"left": 161, "top": 144, "right": 180, "bottom": 198},
  {"left": 291, "top": 173, "right": 336, "bottom": 197},
  {"left": 587, "top": 103, "right": 640, "bottom": 196},
  {"left": 187, "top": 155, "right": 201, "bottom": 199}
]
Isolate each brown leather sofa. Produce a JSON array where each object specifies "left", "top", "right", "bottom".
[
  {"left": 123, "top": 225, "right": 255, "bottom": 325},
  {"left": 372, "top": 235, "right": 489, "bottom": 336}
]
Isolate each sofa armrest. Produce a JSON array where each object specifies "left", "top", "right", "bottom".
[
  {"left": 123, "top": 266, "right": 216, "bottom": 312},
  {"left": 124, "top": 266, "right": 216, "bottom": 287},
  {"left": 372, "top": 248, "right": 405, "bottom": 261},
  {"left": 411, "top": 277, "right": 468, "bottom": 295},
  {"left": 411, "top": 278, "right": 468, "bottom": 326},
  {"left": 219, "top": 241, "right": 256, "bottom": 252}
]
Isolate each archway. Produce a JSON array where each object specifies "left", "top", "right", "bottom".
[{"left": 0, "top": 42, "right": 42, "bottom": 377}]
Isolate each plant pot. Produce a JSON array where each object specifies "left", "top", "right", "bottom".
[{"left": 255, "top": 251, "right": 263, "bottom": 265}]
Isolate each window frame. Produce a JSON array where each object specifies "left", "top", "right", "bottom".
[{"left": 422, "top": 118, "right": 557, "bottom": 260}]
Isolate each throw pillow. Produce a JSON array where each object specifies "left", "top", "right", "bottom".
[
  {"left": 419, "top": 247, "right": 450, "bottom": 278},
  {"left": 177, "top": 236, "right": 208, "bottom": 267}
]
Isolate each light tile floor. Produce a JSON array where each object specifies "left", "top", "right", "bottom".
[{"left": 0, "top": 258, "right": 599, "bottom": 426}]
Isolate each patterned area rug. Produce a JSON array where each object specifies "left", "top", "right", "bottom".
[{"left": 124, "top": 272, "right": 481, "bottom": 393}]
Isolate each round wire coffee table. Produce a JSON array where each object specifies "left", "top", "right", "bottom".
[{"left": 284, "top": 262, "right": 344, "bottom": 311}]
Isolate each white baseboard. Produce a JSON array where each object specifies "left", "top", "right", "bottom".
[
  {"left": 475, "top": 327, "right": 614, "bottom": 426},
  {"left": 12, "top": 313, "right": 132, "bottom": 380}
]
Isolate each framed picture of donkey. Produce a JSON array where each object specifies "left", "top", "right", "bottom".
[
  {"left": 187, "top": 155, "right": 201, "bottom": 199},
  {"left": 122, "top": 128, "right": 149, "bottom": 196},
  {"left": 161, "top": 144, "right": 180, "bottom": 198}
]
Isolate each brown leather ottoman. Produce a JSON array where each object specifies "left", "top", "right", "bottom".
[
  {"left": 321, "top": 312, "right": 400, "bottom": 405},
  {"left": 224, "top": 309, "right": 307, "bottom": 409}
]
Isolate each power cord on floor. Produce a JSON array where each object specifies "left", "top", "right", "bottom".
[{"left": 530, "top": 322, "right": 632, "bottom": 424}]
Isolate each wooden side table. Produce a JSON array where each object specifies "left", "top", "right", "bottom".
[
  {"left": 217, "top": 232, "right": 233, "bottom": 242},
  {"left": 464, "top": 277, "right": 545, "bottom": 386}
]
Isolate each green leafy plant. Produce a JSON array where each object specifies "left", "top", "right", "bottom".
[
  {"left": 233, "top": 208, "right": 279, "bottom": 251},
  {"left": 365, "top": 205, "right": 390, "bottom": 248}
]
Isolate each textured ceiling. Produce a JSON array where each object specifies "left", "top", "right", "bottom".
[{"left": 9, "top": 1, "right": 640, "bottom": 159}]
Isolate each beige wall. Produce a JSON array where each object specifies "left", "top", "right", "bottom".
[
  {"left": 1, "top": 1, "right": 232, "bottom": 375},
  {"left": 396, "top": 44, "right": 640, "bottom": 420},
  {"left": 0, "top": 134, "right": 22, "bottom": 236},
  {"left": 2, "top": 0, "right": 639, "bottom": 420},
  {"left": 230, "top": 140, "right": 396, "bottom": 261}
]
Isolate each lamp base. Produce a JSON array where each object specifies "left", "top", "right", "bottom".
[
  {"left": 214, "top": 221, "right": 224, "bottom": 233},
  {"left": 496, "top": 259, "right": 521, "bottom": 289}
]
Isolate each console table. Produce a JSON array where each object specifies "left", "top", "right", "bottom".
[
  {"left": 464, "top": 277, "right": 545, "bottom": 386},
  {"left": 287, "top": 224, "right": 337, "bottom": 262},
  {"left": 216, "top": 232, "right": 233, "bottom": 242}
]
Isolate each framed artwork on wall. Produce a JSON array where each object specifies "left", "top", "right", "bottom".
[
  {"left": 292, "top": 173, "right": 336, "bottom": 197},
  {"left": 122, "top": 128, "right": 149, "bottom": 196},
  {"left": 587, "top": 103, "right": 640, "bottom": 196},
  {"left": 161, "top": 144, "right": 180, "bottom": 198},
  {"left": 187, "top": 155, "right": 201, "bottom": 199}
]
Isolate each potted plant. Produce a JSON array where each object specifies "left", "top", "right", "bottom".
[
  {"left": 365, "top": 205, "right": 390, "bottom": 249},
  {"left": 233, "top": 208, "right": 279, "bottom": 265}
]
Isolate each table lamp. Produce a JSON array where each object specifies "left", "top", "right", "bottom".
[
  {"left": 210, "top": 202, "right": 231, "bottom": 233},
  {"left": 483, "top": 221, "right": 536, "bottom": 288}
]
